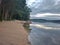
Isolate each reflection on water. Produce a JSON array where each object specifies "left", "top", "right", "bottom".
[
  {"left": 30, "top": 24, "right": 60, "bottom": 29},
  {"left": 28, "top": 22, "right": 60, "bottom": 45}
]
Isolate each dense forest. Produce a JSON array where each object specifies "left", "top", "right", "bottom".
[{"left": 0, "top": 0, "right": 31, "bottom": 21}]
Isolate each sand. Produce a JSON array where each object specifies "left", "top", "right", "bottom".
[{"left": 0, "top": 20, "right": 30, "bottom": 45}]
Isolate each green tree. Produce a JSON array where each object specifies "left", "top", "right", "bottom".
[{"left": 0, "top": 0, "right": 31, "bottom": 21}]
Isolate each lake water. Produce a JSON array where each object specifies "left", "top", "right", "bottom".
[{"left": 28, "top": 22, "right": 60, "bottom": 45}]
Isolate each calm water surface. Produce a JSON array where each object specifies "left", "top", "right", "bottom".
[{"left": 28, "top": 22, "right": 60, "bottom": 45}]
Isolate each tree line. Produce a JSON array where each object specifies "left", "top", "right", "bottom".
[{"left": 0, "top": 0, "right": 31, "bottom": 21}]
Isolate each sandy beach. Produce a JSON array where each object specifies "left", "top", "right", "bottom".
[{"left": 0, "top": 20, "right": 30, "bottom": 45}]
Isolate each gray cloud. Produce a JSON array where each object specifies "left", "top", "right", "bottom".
[{"left": 29, "top": 0, "right": 60, "bottom": 15}]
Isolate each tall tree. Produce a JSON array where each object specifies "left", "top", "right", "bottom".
[{"left": 0, "top": 0, "right": 31, "bottom": 21}]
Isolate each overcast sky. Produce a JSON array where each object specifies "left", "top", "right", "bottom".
[{"left": 26, "top": 0, "right": 60, "bottom": 19}]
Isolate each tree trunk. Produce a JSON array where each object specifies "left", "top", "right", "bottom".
[
  {"left": 2, "top": 6, "right": 5, "bottom": 21},
  {"left": 4, "top": 10, "right": 8, "bottom": 20}
]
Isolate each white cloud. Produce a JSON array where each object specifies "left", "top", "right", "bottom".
[
  {"left": 30, "top": 13, "right": 60, "bottom": 17},
  {"left": 55, "top": 0, "right": 60, "bottom": 5},
  {"left": 26, "top": 0, "right": 36, "bottom": 6},
  {"left": 26, "top": 0, "right": 43, "bottom": 7},
  {"left": 30, "top": 13, "right": 60, "bottom": 20}
]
